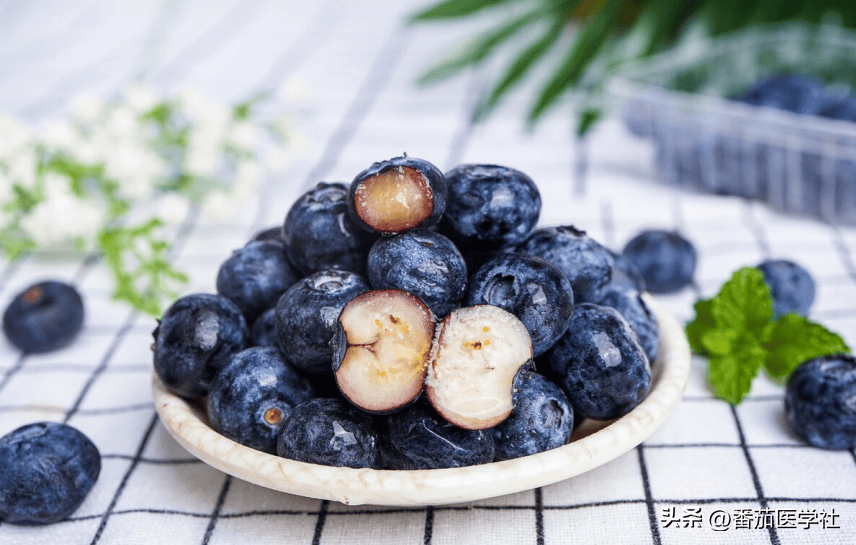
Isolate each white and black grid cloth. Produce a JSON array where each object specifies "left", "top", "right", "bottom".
[{"left": 1, "top": 1, "right": 856, "bottom": 544}]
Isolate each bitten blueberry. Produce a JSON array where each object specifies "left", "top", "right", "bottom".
[
  {"left": 216, "top": 240, "right": 299, "bottom": 322},
  {"left": 276, "top": 398, "right": 381, "bottom": 468},
  {"left": 282, "top": 182, "right": 377, "bottom": 275},
  {"left": 757, "top": 259, "right": 816, "bottom": 318},
  {"left": 465, "top": 252, "right": 574, "bottom": 356},
  {"left": 380, "top": 401, "right": 495, "bottom": 469},
  {"left": 515, "top": 225, "right": 613, "bottom": 303},
  {"left": 348, "top": 155, "right": 447, "bottom": 235},
  {"left": 785, "top": 354, "right": 856, "bottom": 450},
  {"left": 438, "top": 164, "right": 541, "bottom": 250},
  {"left": 275, "top": 270, "right": 370, "bottom": 374},
  {"left": 152, "top": 293, "right": 247, "bottom": 398},
  {"left": 207, "top": 347, "right": 315, "bottom": 454},
  {"left": 542, "top": 303, "right": 651, "bottom": 420},
  {"left": 492, "top": 370, "right": 574, "bottom": 461},
  {"left": 367, "top": 230, "right": 467, "bottom": 317},
  {"left": 3, "top": 281, "right": 84, "bottom": 353},
  {"left": 0, "top": 422, "right": 100, "bottom": 525},
  {"left": 621, "top": 230, "right": 696, "bottom": 294}
]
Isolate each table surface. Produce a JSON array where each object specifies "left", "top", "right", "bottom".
[{"left": 2, "top": 1, "right": 856, "bottom": 544}]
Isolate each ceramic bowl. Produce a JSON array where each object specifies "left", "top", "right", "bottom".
[{"left": 151, "top": 294, "right": 690, "bottom": 506}]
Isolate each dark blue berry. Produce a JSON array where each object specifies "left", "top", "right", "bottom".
[
  {"left": 731, "top": 74, "right": 826, "bottom": 115},
  {"left": 276, "top": 398, "right": 381, "bottom": 468},
  {"left": 250, "top": 225, "right": 284, "bottom": 244},
  {"left": 216, "top": 240, "right": 299, "bottom": 322},
  {"left": 492, "top": 370, "right": 574, "bottom": 461},
  {"left": 249, "top": 306, "right": 278, "bottom": 348},
  {"left": 785, "top": 354, "right": 856, "bottom": 450},
  {"left": 465, "top": 252, "right": 574, "bottom": 356},
  {"left": 367, "top": 230, "right": 467, "bottom": 317},
  {"left": 275, "top": 270, "right": 370, "bottom": 374},
  {"left": 515, "top": 225, "right": 613, "bottom": 303},
  {"left": 607, "top": 249, "right": 646, "bottom": 293},
  {"left": 0, "top": 422, "right": 100, "bottom": 525},
  {"left": 380, "top": 401, "right": 495, "bottom": 469},
  {"left": 207, "top": 347, "right": 315, "bottom": 454},
  {"left": 348, "top": 156, "right": 447, "bottom": 235},
  {"left": 152, "top": 293, "right": 247, "bottom": 398},
  {"left": 757, "top": 259, "right": 816, "bottom": 318},
  {"left": 3, "top": 281, "right": 84, "bottom": 353},
  {"left": 542, "top": 303, "right": 651, "bottom": 420},
  {"left": 438, "top": 164, "right": 541, "bottom": 250},
  {"left": 596, "top": 284, "right": 659, "bottom": 364},
  {"left": 283, "top": 182, "right": 377, "bottom": 275},
  {"left": 621, "top": 230, "right": 696, "bottom": 294}
]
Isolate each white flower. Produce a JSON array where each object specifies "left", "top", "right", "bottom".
[
  {"left": 71, "top": 92, "right": 103, "bottom": 123},
  {"left": 21, "top": 174, "right": 104, "bottom": 247},
  {"left": 41, "top": 120, "right": 78, "bottom": 152},
  {"left": 202, "top": 190, "right": 233, "bottom": 221},
  {"left": 7, "top": 148, "right": 38, "bottom": 188},
  {"left": 125, "top": 83, "right": 159, "bottom": 114},
  {"left": 0, "top": 171, "right": 13, "bottom": 205},
  {"left": 185, "top": 141, "right": 221, "bottom": 178},
  {"left": 102, "top": 142, "right": 164, "bottom": 199},
  {"left": 278, "top": 74, "right": 312, "bottom": 104},
  {"left": 107, "top": 105, "right": 140, "bottom": 140},
  {"left": 227, "top": 120, "right": 260, "bottom": 151},
  {"left": 158, "top": 193, "right": 191, "bottom": 224},
  {"left": 179, "top": 87, "right": 229, "bottom": 132},
  {"left": 42, "top": 172, "right": 73, "bottom": 197},
  {"left": 264, "top": 148, "right": 292, "bottom": 174},
  {"left": 233, "top": 160, "right": 263, "bottom": 202},
  {"left": 0, "top": 114, "right": 33, "bottom": 158}
]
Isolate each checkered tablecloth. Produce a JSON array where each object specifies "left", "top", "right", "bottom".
[{"left": 2, "top": 1, "right": 856, "bottom": 544}]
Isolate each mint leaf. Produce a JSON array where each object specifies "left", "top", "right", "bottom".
[
  {"left": 710, "top": 267, "right": 772, "bottom": 335},
  {"left": 763, "top": 314, "right": 851, "bottom": 379},
  {"left": 686, "top": 297, "right": 714, "bottom": 356},
  {"left": 707, "top": 334, "right": 766, "bottom": 405}
]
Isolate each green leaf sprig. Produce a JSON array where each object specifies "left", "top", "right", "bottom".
[{"left": 686, "top": 266, "right": 850, "bottom": 404}]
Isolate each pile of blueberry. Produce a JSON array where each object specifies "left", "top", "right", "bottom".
[{"left": 153, "top": 155, "right": 663, "bottom": 469}]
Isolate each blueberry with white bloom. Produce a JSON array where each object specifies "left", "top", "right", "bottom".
[
  {"left": 3, "top": 281, "right": 84, "bottom": 354},
  {"left": 786, "top": 354, "right": 856, "bottom": 450},
  {"left": 757, "top": 259, "right": 816, "bottom": 318},
  {"left": 621, "top": 229, "right": 696, "bottom": 294}
]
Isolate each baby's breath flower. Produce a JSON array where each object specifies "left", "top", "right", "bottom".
[
  {"left": 0, "top": 114, "right": 33, "bottom": 158},
  {"left": 7, "top": 148, "right": 38, "bottom": 188},
  {"left": 278, "top": 74, "right": 312, "bottom": 104},
  {"left": 158, "top": 193, "right": 191, "bottom": 224},
  {"left": 71, "top": 92, "right": 103, "bottom": 123},
  {"left": 202, "top": 190, "right": 233, "bottom": 221},
  {"left": 125, "top": 84, "right": 159, "bottom": 114},
  {"left": 264, "top": 148, "right": 292, "bottom": 173},
  {"left": 41, "top": 120, "right": 79, "bottom": 152}
]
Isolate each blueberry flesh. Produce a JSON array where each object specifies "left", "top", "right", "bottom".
[
  {"left": 542, "top": 303, "right": 651, "bottom": 420},
  {"left": 348, "top": 155, "right": 447, "bottom": 235},
  {"left": 380, "top": 401, "right": 495, "bottom": 469},
  {"left": 283, "top": 182, "right": 377, "bottom": 275},
  {"left": 0, "top": 422, "right": 100, "bottom": 525},
  {"left": 785, "top": 354, "right": 856, "bottom": 450},
  {"left": 249, "top": 306, "right": 278, "bottom": 348},
  {"left": 152, "top": 293, "right": 248, "bottom": 399},
  {"left": 492, "top": 370, "right": 574, "bottom": 461},
  {"left": 465, "top": 252, "right": 574, "bottom": 356},
  {"left": 757, "top": 259, "right": 816, "bottom": 318},
  {"left": 275, "top": 270, "right": 370, "bottom": 374},
  {"left": 3, "top": 281, "right": 84, "bottom": 353},
  {"left": 438, "top": 164, "right": 541, "bottom": 250},
  {"left": 596, "top": 284, "right": 659, "bottom": 364},
  {"left": 621, "top": 230, "right": 696, "bottom": 294},
  {"left": 276, "top": 398, "right": 381, "bottom": 468},
  {"left": 367, "top": 230, "right": 467, "bottom": 318},
  {"left": 216, "top": 240, "right": 299, "bottom": 322},
  {"left": 515, "top": 225, "right": 613, "bottom": 303},
  {"left": 207, "top": 347, "right": 315, "bottom": 454}
]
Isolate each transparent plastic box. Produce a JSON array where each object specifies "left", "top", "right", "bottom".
[{"left": 607, "top": 23, "right": 856, "bottom": 224}]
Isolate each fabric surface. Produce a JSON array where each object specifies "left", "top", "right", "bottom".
[{"left": 1, "top": 1, "right": 856, "bottom": 543}]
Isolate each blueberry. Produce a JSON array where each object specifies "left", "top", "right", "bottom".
[
  {"left": 216, "top": 240, "right": 299, "bottom": 322},
  {"left": 274, "top": 270, "right": 369, "bottom": 374},
  {"left": 367, "top": 230, "right": 467, "bottom": 317},
  {"left": 621, "top": 229, "right": 696, "bottom": 294},
  {"left": 348, "top": 155, "right": 447, "bottom": 235},
  {"left": 817, "top": 95, "right": 856, "bottom": 123},
  {"left": 249, "top": 306, "right": 278, "bottom": 348},
  {"left": 785, "top": 354, "right": 856, "bottom": 450},
  {"left": 283, "top": 182, "right": 377, "bottom": 275},
  {"left": 595, "top": 283, "right": 659, "bottom": 364},
  {"left": 731, "top": 74, "right": 826, "bottom": 115},
  {"left": 542, "top": 303, "right": 651, "bottom": 420},
  {"left": 492, "top": 370, "right": 574, "bottom": 461},
  {"left": 380, "top": 401, "right": 495, "bottom": 469},
  {"left": 207, "top": 347, "right": 315, "bottom": 454},
  {"left": 276, "top": 398, "right": 381, "bottom": 468},
  {"left": 465, "top": 252, "right": 574, "bottom": 356},
  {"left": 515, "top": 225, "right": 613, "bottom": 303},
  {"left": 152, "top": 293, "right": 248, "bottom": 398},
  {"left": 757, "top": 259, "right": 816, "bottom": 318},
  {"left": 607, "top": 249, "right": 646, "bottom": 293},
  {"left": 250, "top": 225, "right": 284, "bottom": 244},
  {"left": 3, "top": 281, "right": 84, "bottom": 353},
  {"left": 437, "top": 164, "right": 541, "bottom": 250},
  {"left": 0, "top": 422, "right": 100, "bottom": 525}
]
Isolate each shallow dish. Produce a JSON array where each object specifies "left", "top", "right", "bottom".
[{"left": 151, "top": 294, "right": 690, "bottom": 506}]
